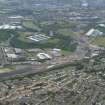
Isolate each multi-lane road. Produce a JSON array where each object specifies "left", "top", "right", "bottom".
[
  {"left": 0, "top": 65, "right": 47, "bottom": 80},
  {"left": 0, "top": 47, "right": 9, "bottom": 66}
]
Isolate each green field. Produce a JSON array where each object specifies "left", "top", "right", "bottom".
[
  {"left": 0, "top": 30, "right": 14, "bottom": 43},
  {"left": 0, "top": 65, "right": 17, "bottom": 73},
  {"left": 10, "top": 31, "right": 77, "bottom": 51},
  {"left": 57, "top": 28, "right": 78, "bottom": 39},
  {"left": 10, "top": 31, "right": 59, "bottom": 49},
  {"left": 0, "top": 68, "right": 12, "bottom": 73},
  {"left": 8, "top": 21, "right": 78, "bottom": 51},
  {"left": 92, "top": 36, "right": 105, "bottom": 47},
  {"left": 17, "top": 32, "right": 33, "bottom": 43},
  {"left": 47, "top": 38, "right": 60, "bottom": 44},
  {"left": 22, "top": 20, "right": 41, "bottom": 31},
  {"left": 17, "top": 32, "right": 60, "bottom": 44},
  {"left": 0, "top": 20, "right": 78, "bottom": 52}
]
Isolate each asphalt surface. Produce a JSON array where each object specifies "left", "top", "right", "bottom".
[
  {"left": 0, "top": 65, "right": 47, "bottom": 80},
  {"left": 0, "top": 47, "right": 8, "bottom": 66}
]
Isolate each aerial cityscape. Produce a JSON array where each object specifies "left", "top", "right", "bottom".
[{"left": 0, "top": 0, "right": 105, "bottom": 105}]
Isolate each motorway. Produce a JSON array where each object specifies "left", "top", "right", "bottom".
[
  {"left": 0, "top": 65, "right": 48, "bottom": 80},
  {"left": 0, "top": 59, "right": 78, "bottom": 80},
  {"left": 0, "top": 47, "right": 9, "bottom": 66}
]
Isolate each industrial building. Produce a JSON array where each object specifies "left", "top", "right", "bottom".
[
  {"left": 51, "top": 48, "right": 61, "bottom": 57},
  {"left": 86, "top": 28, "right": 103, "bottom": 37},
  {"left": 0, "top": 24, "right": 22, "bottom": 30},
  {"left": 4, "top": 48, "right": 26, "bottom": 61},
  {"left": 28, "top": 33, "right": 50, "bottom": 42}
]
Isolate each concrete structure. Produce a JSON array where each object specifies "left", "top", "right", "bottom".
[
  {"left": 14, "top": 48, "right": 23, "bottom": 54},
  {"left": 86, "top": 28, "right": 103, "bottom": 37},
  {"left": 4, "top": 48, "right": 25, "bottom": 61},
  {"left": 28, "top": 33, "right": 50, "bottom": 42},
  {"left": 51, "top": 48, "right": 61, "bottom": 57},
  {"left": 37, "top": 53, "right": 52, "bottom": 60},
  {"left": 98, "top": 24, "right": 105, "bottom": 28},
  {"left": 0, "top": 24, "right": 22, "bottom": 30}
]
